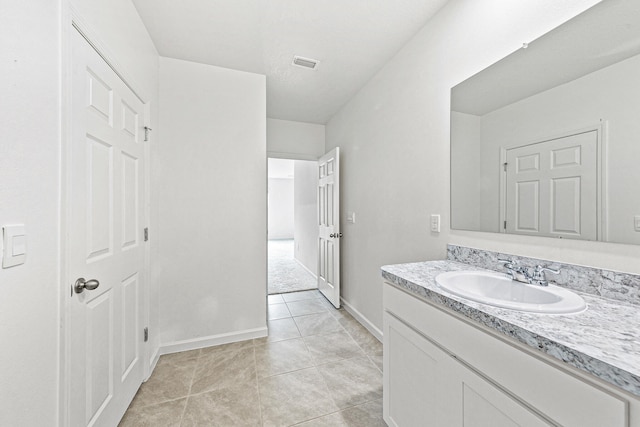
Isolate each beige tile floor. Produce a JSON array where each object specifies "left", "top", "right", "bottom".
[{"left": 119, "top": 290, "right": 385, "bottom": 426}]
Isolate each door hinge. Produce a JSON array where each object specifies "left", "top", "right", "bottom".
[
  {"left": 144, "top": 327, "right": 149, "bottom": 342},
  {"left": 144, "top": 126, "right": 152, "bottom": 142},
  {"left": 504, "top": 220, "right": 507, "bottom": 230},
  {"left": 503, "top": 162, "right": 508, "bottom": 172},
  {"left": 144, "top": 227, "right": 149, "bottom": 242}
]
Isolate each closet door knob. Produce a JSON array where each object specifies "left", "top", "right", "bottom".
[{"left": 74, "top": 278, "right": 100, "bottom": 294}]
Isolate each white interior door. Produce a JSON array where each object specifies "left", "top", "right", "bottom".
[
  {"left": 68, "top": 28, "right": 146, "bottom": 427},
  {"left": 505, "top": 131, "right": 598, "bottom": 240},
  {"left": 317, "top": 148, "right": 340, "bottom": 308}
]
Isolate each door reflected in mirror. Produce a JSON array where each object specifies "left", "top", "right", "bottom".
[{"left": 450, "top": 0, "right": 640, "bottom": 245}]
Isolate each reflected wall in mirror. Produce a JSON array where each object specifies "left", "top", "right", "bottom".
[{"left": 450, "top": 0, "right": 640, "bottom": 245}]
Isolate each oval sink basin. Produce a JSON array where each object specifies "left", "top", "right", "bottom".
[{"left": 435, "top": 271, "right": 586, "bottom": 314}]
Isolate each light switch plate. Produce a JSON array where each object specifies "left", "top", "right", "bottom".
[
  {"left": 3, "top": 225, "right": 26, "bottom": 268},
  {"left": 430, "top": 214, "right": 441, "bottom": 233}
]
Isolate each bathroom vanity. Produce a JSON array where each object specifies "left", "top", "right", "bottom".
[
  {"left": 382, "top": 247, "right": 640, "bottom": 427},
  {"left": 386, "top": 1, "right": 640, "bottom": 425}
]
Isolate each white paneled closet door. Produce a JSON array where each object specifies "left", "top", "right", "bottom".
[
  {"left": 68, "top": 27, "right": 146, "bottom": 427},
  {"left": 505, "top": 131, "right": 598, "bottom": 240}
]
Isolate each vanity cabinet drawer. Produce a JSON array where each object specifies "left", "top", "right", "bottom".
[{"left": 383, "top": 282, "right": 629, "bottom": 427}]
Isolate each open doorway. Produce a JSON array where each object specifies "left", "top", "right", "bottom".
[{"left": 267, "top": 158, "right": 319, "bottom": 295}]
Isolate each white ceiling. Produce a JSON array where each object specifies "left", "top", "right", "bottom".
[
  {"left": 132, "top": 0, "right": 450, "bottom": 124},
  {"left": 452, "top": 0, "right": 640, "bottom": 116}
]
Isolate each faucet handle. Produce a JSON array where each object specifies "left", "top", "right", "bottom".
[
  {"left": 498, "top": 258, "right": 520, "bottom": 280},
  {"left": 498, "top": 258, "right": 520, "bottom": 271},
  {"left": 530, "top": 265, "right": 560, "bottom": 286},
  {"left": 534, "top": 265, "right": 560, "bottom": 275}
]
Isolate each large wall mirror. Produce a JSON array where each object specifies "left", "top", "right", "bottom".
[{"left": 450, "top": 0, "right": 640, "bottom": 245}]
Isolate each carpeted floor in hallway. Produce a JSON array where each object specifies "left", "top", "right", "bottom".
[{"left": 268, "top": 239, "right": 317, "bottom": 295}]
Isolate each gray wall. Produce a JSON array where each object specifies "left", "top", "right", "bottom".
[
  {"left": 450, "top": 111, "right": 482, "bottom": 231},
  {"left": 268, "top": 178, "right": 294, "bottom": 239},
  {"left": 267, "top": 118, "right": 325, "bottom": 160},
  {"left": 294, "top": 160, "right": 319, "bottom": 276},
  {"left": 158, "top": 57, "right": 266, "bottom": 347},
  {"left": 0, "top": 3, "right": 60, "bottom": 424}
]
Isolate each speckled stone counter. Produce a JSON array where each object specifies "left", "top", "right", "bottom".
[{"left": 381, "top": 259, "right": 640, "bottom": 397}]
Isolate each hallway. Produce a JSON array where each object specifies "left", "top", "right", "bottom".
[{"left": 268, "top": 239, "right": 317, "bottom": 295}]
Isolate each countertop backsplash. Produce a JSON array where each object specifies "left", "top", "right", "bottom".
[{"left": 447, "top": 244, "right": 640, "bottom": 307}]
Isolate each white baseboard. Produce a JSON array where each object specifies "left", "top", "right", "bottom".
[
  {"left": 294, "top": 257, "right": 318, "bottom": 280},
  {"left": 340, "top": 298, "right": 383, "bottom": 342},
  {"left": 158, "top": 326, "right": 268, "bottom": 357}
]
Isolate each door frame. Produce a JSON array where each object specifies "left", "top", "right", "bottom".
[
  {"left": 59, "top": 7, "right": 151, "bottom": 426},
  {"left": 498, "top": 122, "right": 607, "bottom": 241},
  {"left": 266, "top": 153, "right": 320, "bottom": 299}
]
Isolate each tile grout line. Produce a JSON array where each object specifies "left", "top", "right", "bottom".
[
  {"left": 263, "top": 297, "right": 363, "bottom": 425},
  {"left": 251, "top": 346, "right": 265, "bottom": 426},
  {"left": 345, "top": 325, "right": 375, "bottom": 359},
  {"left": 294, "top": 310, "right": 347, "bottom": 336},
  {"left": 333, "top": 309, "right": 384, "bottom": 358},
  {"left": 289, "top": 397, "right": 384, "bottom": 426},
  {"left": 306, "top": 338, "right": 383, "bottom": 425},
  {"left": 290, "top": 310, "right": 305, "bottom": 339},
  {"left": 368, "top": 355, "right": 383, "bottom": 374},
  {"left": 297, "top": 363, "right": 337, "bottom": 425},
  {"left": 292, "top": 303, "right": 368, "bottom": 425},
  {"left": 295, "top": 317, "right": 315, "bottom": 369},
  {"left": 178, "top": 346, "right": 270, "bottom": 399},
  {"left": 303, "top": 351, "right": 383, "bottom": 425},
  {"left": 177, "top": 352, "right": 200, "bottom": 426},
  {"left": 126, "top": 353, "right": 201, "bottom": 413}
]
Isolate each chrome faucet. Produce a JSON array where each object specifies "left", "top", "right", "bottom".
[
  {"left": 498, "top": 258, "right": 530, "bottom": 283},
  {"left": 498, "top": 259, "right": 560, "bottom": 286},
  {"left": 529, "top": 265, "right": 560, "bottom": 287}
]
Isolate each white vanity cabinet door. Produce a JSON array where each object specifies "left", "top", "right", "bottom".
[
  {"left": 385, "top": 311, "right": 549, "bottom": 427},
  {"left": 455, "top": 361, "right": 550, "bottom": 427},
  {"left": 384, "top": 312, "right": 459, "bottom": 426}
]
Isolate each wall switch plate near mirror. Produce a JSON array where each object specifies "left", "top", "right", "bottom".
[
  {"left": 430, "top": 214, "right": 441, "bottom": 233},
  {"left": 450, "top": 0, "right": 640, "bottom": 245},
  {"left": 3, "top": 225, "right": 27, "bottom": 268}
]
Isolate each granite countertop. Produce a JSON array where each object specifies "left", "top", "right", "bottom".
[{"left": 381, "top": 260, "right": 640, "bottom": 398}]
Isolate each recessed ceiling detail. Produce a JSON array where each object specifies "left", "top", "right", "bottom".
[{"left": 292, "top": 55, "right": 319, "bottom": 70}]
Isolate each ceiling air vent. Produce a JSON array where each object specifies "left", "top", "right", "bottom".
[{"left": 292, "top": 55, "right": 319, "bottom": 70}]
